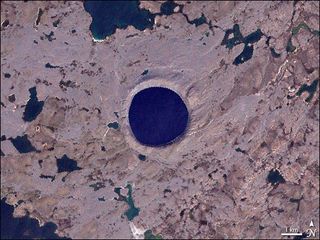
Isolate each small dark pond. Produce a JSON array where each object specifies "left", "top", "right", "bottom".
[
  {"left": 9, "top": 134, "right": 37, "bottom": 153},
  {"left": 56, "top": 154, "right": 82, "bottom": 173},
  {"left": 186, "top": 13, "right": 208, "bottom": 27},
  {"left": 296, "top": 78, "right": 319, "bottom": 102},
  {"left": 22, "top": 86, "right": 44, "bottom": 122},
  {"left": 107, "top": 122, "right": 120, "bottom": 130},
  {"left": 1, "top": 198, "right": 67, "bottom": 239},
  {"left": 129, "top": 87, "right": 188, "bottom": 146},
  {"left": 267, "top": 169, "right": 285, "bottom": 185},
  {"left": 138, "top": 154, "right": 146, "bottom": 161},
  {"left": 160, "top": 0, "right": 180, "bottom": 16}
]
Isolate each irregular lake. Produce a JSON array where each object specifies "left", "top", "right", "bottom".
[
  {"left": 22, "top": 86, "right": 44, "bottom": 122},
  {"left": 9, "top": 134, "right": 37, "bottom": 153},
  {"left": 83, "top": 0, "right": 208, "bottom": 40},
  {"left": 114, "top": 184, "right": 140, "bottom": 221},
  {"left": 129, "top": 87, "right": 188, "bottom": 146},
  {"left": 1, "top": 198, "right": 67, "bottom": 239},
  {"left": 83, "top": 0, "right": 155, "bottom": 40},
  {"left": 221, "top": 24, "right": 264, "bottom": 65},
  {"left": 56, "top": 154, "right": 82, "bottom": 173}
]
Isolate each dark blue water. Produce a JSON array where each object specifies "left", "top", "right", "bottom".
[
  {"left": 221, "top": 24, "right": 264, "bottom": 65},
  {"left": 1, "top": 198, "right": 67, "bottom": 239},
  {"left": 141, "top": 69, "right": 149, "bottom": 75},
  {"left": 107, "top": 122, "right": 119, "bottom": 129},
  {"left": 233, "top": 44, "right": 253, "bottom": 65},
  {"left": 89, "top": 182, "right": 106, "bottom": 191},
  {"left": 56, "top": 154, "right": 82, "bottom": 173},
  {"left": 9, "top": 134, "right": 37, "bottom": 153},
  {"left": 160, "top": 0, "right": 180, "bottom": 15},
  {"left": 293, "top": 232, "right": 309, "bottom": 240},
  {"left": 270, "top": 48, "right": 281, "bottom": 58},
  {"left": 40, "top": 174, "right": 55, "bottom": 182},
  {"left": 22, "top": 86, "right": 44, "bottom": 122},
  {"left": 83, "top": 0, "right": 209, "bottom": 40},
  {"left": 221, "top": 24, "right": 244, "bottom": 49},
  {"left": 186, "top": 13, "right": 208, "bottom": 27},
  {"left": 244, "top": 29, "right": 263, "bottom": 44},
  {"left": 267, "top": 169, "right": 285, "bottom": 185},
  {"left": 296, "top": 79, "right": 319, "bottom": 102},
  {"left": 138, "top": 154, "right": 146, "bottom": 161},
  {"left": 83, "top": 1, "right": 155, "bottom": 40},
  {"left": 45, "top": 62, "right": 59, "bottom": 68},
  {"left": 4, "top": 73, "right": 11, "bottom": 78},
  {"left": 129, "top": 87, "right": 188, "bottom": 146}
]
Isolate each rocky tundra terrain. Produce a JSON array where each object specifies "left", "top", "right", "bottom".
[{"left": 1, "top": 1, "right": 319, "bottom": 239}]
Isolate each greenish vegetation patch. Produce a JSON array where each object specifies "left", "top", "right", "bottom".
[
  {"left": 287, "top": 22, "right": 319, "bottom": 53},
  {"left": 114, "top": 184, "right": 140, "bottom": 221},
  {"left": 144, "top": 229, "right": 163, "bottom": 239}
]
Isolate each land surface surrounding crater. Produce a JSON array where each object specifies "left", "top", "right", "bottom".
[{"left": 1, "top": 1, "right": 319, "bottom": 239}]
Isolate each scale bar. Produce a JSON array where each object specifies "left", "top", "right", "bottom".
[{"left": 281, "top": 233, "right": 303, "bottom": 236}]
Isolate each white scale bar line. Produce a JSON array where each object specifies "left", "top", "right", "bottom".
[{"left": 281, "top": 233, "right": 303, "bottom": 236}]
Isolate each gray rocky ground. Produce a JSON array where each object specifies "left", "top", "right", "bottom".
[{"left": 1, "top": 1, "right": 319, "bottom": 239}]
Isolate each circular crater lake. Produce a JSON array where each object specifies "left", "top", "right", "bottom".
[{"left": 129, "top": 87, "right": 189, "bottom": 146}]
